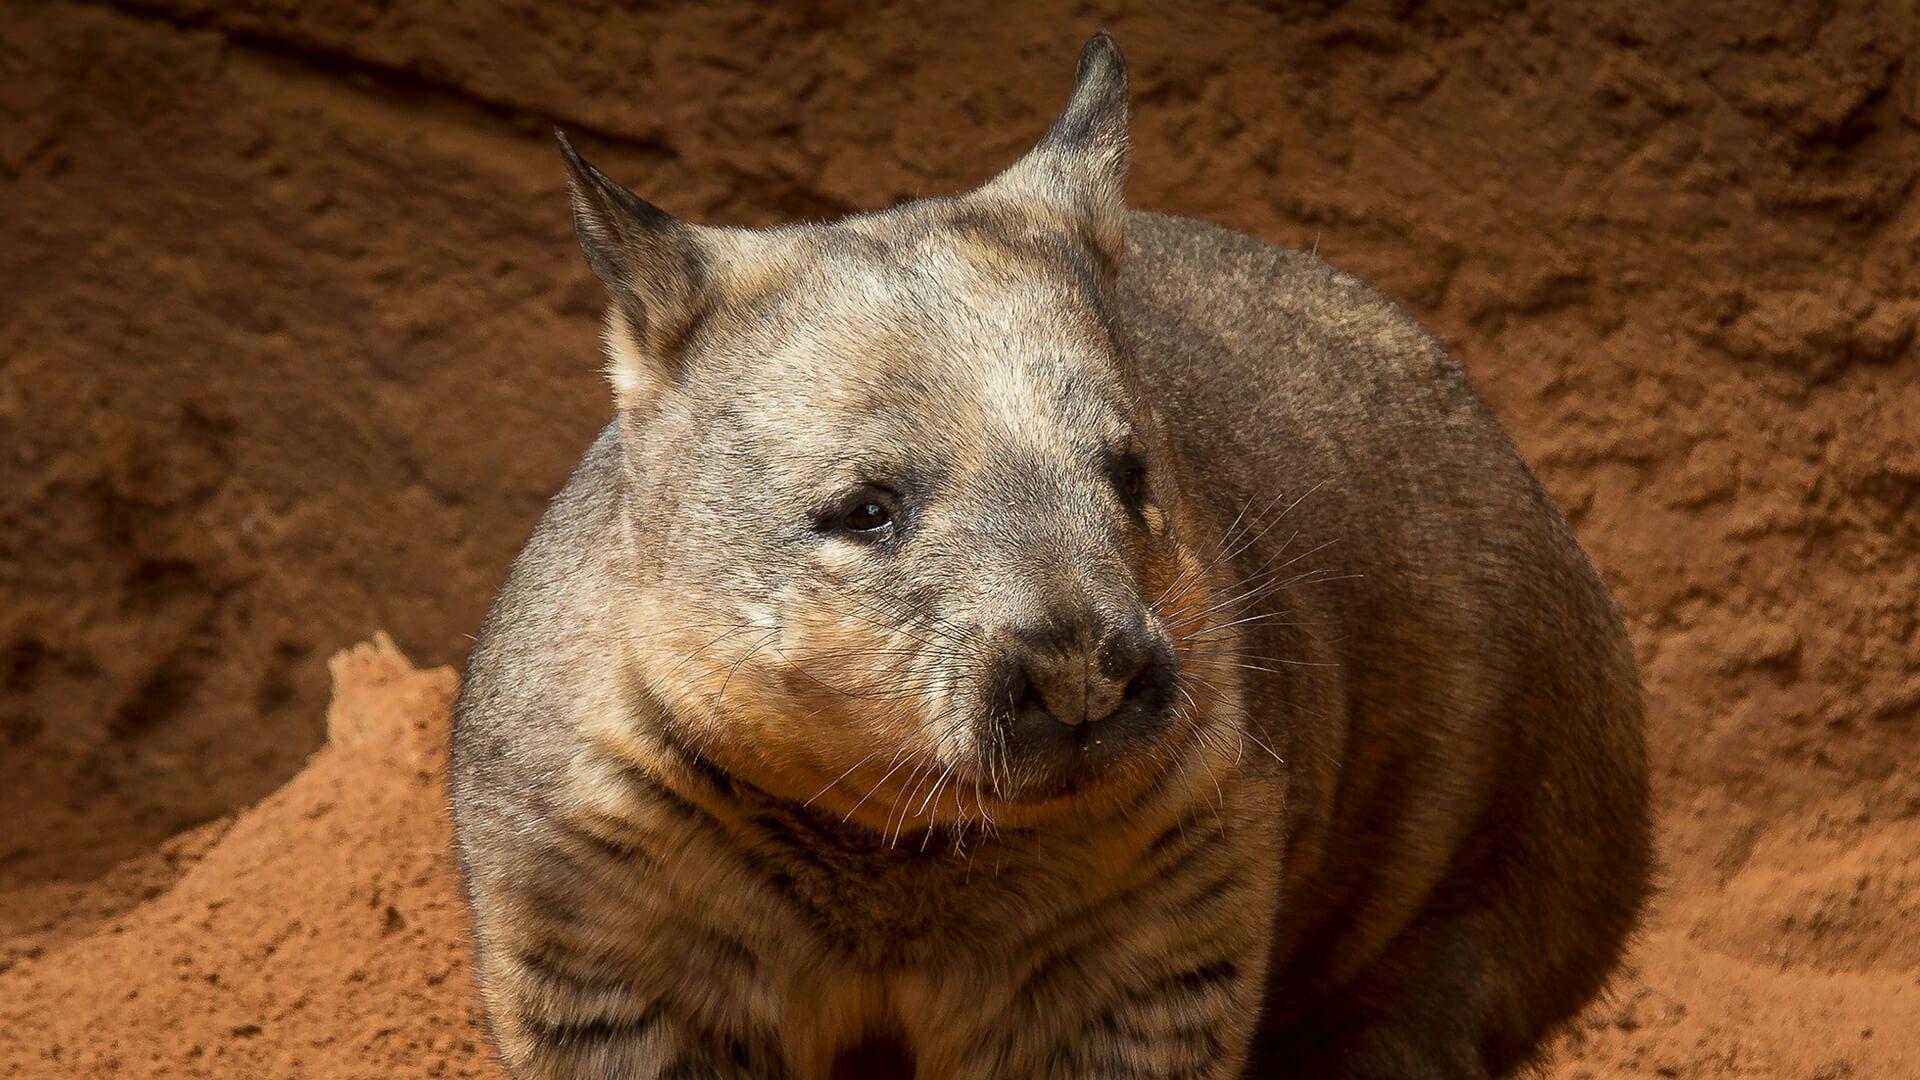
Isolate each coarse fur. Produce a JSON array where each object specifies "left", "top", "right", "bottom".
[{"left": 450, "top": 33, "right": 1650, "bottom": 1080}]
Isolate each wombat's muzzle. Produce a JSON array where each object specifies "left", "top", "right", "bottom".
[{"left": 993, "top": 607, "right": 1180, "bottom": 786}]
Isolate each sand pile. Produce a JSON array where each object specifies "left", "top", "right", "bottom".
[{"left": 0, "top": 639, "right": 488, "bottom": 1078}]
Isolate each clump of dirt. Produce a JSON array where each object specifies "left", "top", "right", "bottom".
[
  {"left": 0, "top": 639, "right": 489, "bottom": 1078},
  {"left": 1, "top": 0, "right": 1916, "bottom": 1075}
]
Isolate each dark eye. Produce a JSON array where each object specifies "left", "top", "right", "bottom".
[
  {"left": 1117, "top": 456, "right": 1150, "bottom": 508},
  {"left": 824, "top": 487, "right": 899, "bottom": 539},
  {"left": 842, "top": 500, "right": 892, "bottom": 533}
]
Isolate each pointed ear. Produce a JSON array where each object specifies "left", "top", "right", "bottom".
[
  {"left": 982, "top": 32, "right": 1130, "bottom": 265},
  {"left": 556, "top": 131, "right": 711, "bottom": 402}
]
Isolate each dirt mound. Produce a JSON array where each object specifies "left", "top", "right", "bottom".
[{"left": 0, "top": 640, "right": 488, "bottom": 1078}]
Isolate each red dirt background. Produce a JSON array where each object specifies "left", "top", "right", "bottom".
[{"left": 1, "top": 1, "right": 1915, "bottom": 1075}]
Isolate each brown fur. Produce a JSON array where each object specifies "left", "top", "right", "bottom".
[{"left": 451, "top": 33, "right": 1650, "bottom": 1079}]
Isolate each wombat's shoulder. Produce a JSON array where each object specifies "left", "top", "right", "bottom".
[
  {"left": 1120, "top": 210, "right": 1464, "bottom": 409},
  {"left": 1116, "top": 211, "right": 1508, "bottom": 512},
  {"left": 1117, "top": 210, "right": 1627, "bottom": 688}
]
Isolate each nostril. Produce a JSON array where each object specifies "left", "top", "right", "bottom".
[
  {"left": 1099, "top": 626, "right": 1158, "bottom": 696},
  {"left": 1006, "top": 665, "right": 1045, "bottom": 717},
  {"left": 1121, "top": 660, "right": 1158, "bottom": 703}
]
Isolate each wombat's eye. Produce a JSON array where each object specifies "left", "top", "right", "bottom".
[
  {"left": 844, "top": 501, "right": 891, "bottom": 532},
  {"left": 1117, "top": 456, "right": 1150, "bottom": 508},
  {"left": 825, "top": 488, "right": 898, "bottom": 538}
]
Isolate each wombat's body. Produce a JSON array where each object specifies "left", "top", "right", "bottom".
[
  {"left": 452, "top": 36, "right": 1648, "bottom": 1080},
  {"left": 1124, "top": 212, "right": 1650, "bottom": 1074}
]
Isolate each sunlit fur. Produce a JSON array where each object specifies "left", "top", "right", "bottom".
[{"left": 603, "top": 210, "right": 1252, "bottom": 840}]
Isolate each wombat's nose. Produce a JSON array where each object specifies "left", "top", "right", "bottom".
[{"left": 1010, "top": 622, "right": 1164, "bottom": 728}]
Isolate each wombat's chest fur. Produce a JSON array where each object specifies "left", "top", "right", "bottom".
[
  {"left": 451, "top": 33, "right": 1649, "bottom": 1080},
  {"left": 593, "top": 740, "right": 1276, "bottom": 968},
  {"left": 471, "top": 698, "right": 1279, "bottom": 1077}
]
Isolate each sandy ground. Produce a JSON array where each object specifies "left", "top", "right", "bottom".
[{"left": 1, "top": 0, "right": 1916, "bottom": 1075}]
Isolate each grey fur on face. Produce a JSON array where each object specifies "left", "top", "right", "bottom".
[{"left": 563, "top": 35, "right": 1213, "bottom": 821}]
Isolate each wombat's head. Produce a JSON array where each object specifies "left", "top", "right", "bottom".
[{"left": 565, "top": 35, "right": 1243, "bottom": 833}]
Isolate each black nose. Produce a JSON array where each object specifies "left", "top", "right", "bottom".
[{"left": 1007, "top": 620, "right": 1169, "bottom": 728}]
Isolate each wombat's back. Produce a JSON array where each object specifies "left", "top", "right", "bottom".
[{"left": 1120, "top": 211, "right": 1650, "bottom": 1072}]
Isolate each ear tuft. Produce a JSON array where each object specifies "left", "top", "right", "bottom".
[
  {"left": 556, "top": 130, "right": 711, "bottom": 403},
  {"left": 982, "top": 33, "right": 1130, "bottom": 265},
  {"left": 1041, "top": 32, "right": 1128, "bottom": 164}
]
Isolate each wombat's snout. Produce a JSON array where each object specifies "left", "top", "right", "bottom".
[{"left": 998, "top": 608, "right": 1178, "bottom": 772}]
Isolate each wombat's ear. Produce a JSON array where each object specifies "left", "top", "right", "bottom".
[
  {"left": 981, "top": 32, "right": 1129, "bottom": 266},
  {"left": 556, "top": 131, "right": 712, "bottom": 402}
]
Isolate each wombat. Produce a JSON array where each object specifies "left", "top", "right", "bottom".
[{"left": 450, "top": 32, "right": 1650, "bottom": 1080}]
